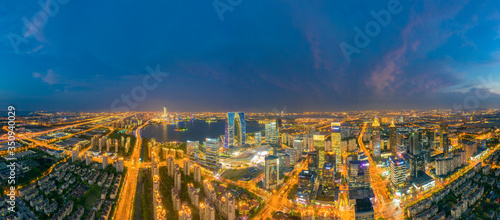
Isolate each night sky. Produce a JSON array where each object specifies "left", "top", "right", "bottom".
[{"left": 1, "top": 0, "right": 500, "bottom": 112}]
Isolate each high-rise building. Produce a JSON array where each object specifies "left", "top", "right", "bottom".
[
  {"left": 99, "top": 136, "right": 106, "bottom": 152},
  {"left": 187, "top": 140, "right": 199, "bottom": 160},
  {"left": 265, "top": 121, "right": 278, "bottom": 144},
  {"left": 293, "top": 138, "right": 303, "bottom": 153},
  {"left": 372, "top": 118, "right": 381, "bottom": 157},
  {"left": 175, "top": 170, "right": 182, "bottom": 191},
  {"left": 321, "top": 162, "right": 335, "bottom": 196},
  {"left": 389, "top": 157, "right": 406, "bottom": 188},
  {"left": 389, "top": 121, "right": 397, "bottom": 156},
  {"left": 102, "top": 155, "right": 108, "bottom": 169},
  {"left": 115, "top": 158, "right": 124, "bottom": 172},
  {"left": 167, "top": 156, "right": 175, "bottom": 177},
  {"left": 72, "top": 145, "right": 79, "bottom": 163},
  {"left": 205, "top": 138, "right": 220, "bottom": 174},
  {"left": 440, "top": 122, "right": 449, "bottom": 157},
  {"left": 408, "top": 131, "right": 420, "bottom": 155},
  {"left": 264, "top": 155, "right": 280, "bottom": 190},
  {"left": 307, "top": 151, "right": 318, "bottom": 173},
  {"left": 355, "top": 198, "right": 374, "bottom": 220},
  {"left": 254, "top": 132, "right": 261, "bottom": 146},
  {"left": 348, "top": 160, "right": 370, "bottom": 189},
  {"left": 106, "top": 138, "right": 112, "bottom": 152},
  {"left": 194, "top": 164, "right": 202, "bottom": 183},
  {"left": 206, "top": 203, "right": 215, "bottom": 220},
  {"left": 86, "top": 155, "right": 93, "bottom": 166},
  {"left": 314, "top": 134, "right": 326, "bottom": 174},
  {"left": 183, "top": 159, "right": 190, "bottom": 176},
  {"left": 224, "top": 112, "right": 246, "bottom": 148},
  {"left": 227, "top": 194, "right": 235, "bottom": 220},
  {"left": 296, "top": 170, "right": 315, "bottom": 203},
  {"left": 331, "top": 122, "right": 342, "bottom": 167}
]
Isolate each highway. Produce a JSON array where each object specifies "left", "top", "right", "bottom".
[
  {"left": 1, "top": 114, "right": 119, "bottom": 142},
  {"left": 114, "top": 120, "right": 149, "bottom": 220},
  {"left": 358, "top": 122, "right": 403, "bottom": 220}
]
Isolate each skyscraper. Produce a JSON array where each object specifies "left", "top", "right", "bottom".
[
  {"left": 321, "top": 162, "right": 335, "bottom": 197},
  {"left": 224, "top": 112, "right": 246, "bottom": 148},
  {"left": 313, "top": 134, "right": 326, "bottom": 175},
  {"left": 390, "top": 158, "right": 406, "bottom": 188},
  {"left": 440, "top": 122, "right": 449, "bottom": 157},
  {"left": 254, "top": 132, "right": 261, "bottom": 146},
  {"left": 372, "top": 118, "right": 381, "bottom": 157},
  {"left": 331, "top": 122, "right": 342, "bottom": 167},
  {"left": 187, "top": 140, "right": 199, "bottom": 160},
  {"left": 408, "top": 131, "right": 420, "bottom": 155},
  {"left": 205, "top": 138, "right": 220, "bottom": 174},
  {"left": 389, "top": 121, "right": 397, "bottom": 156},
  {"left": 102, "top": 155, "right": 108, "bottom": 169},
  {"left": 264, "top": 155, "right": 280, "bottom": 190},
  {"left": 265, "top": 121, "right": 278, "bottom": 144},
  {"left": 72, "top": 146, "right": 79, "bottom": 163}
]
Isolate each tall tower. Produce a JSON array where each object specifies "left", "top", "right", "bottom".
[
  {"left": 265, "top": 121, "right": 278, "bottom": 144},
  {"left": 331, "top": 122, "right": 342, "bottom": 167},
  {"left": 264, "top": 155, "right": 280, "bottom": 190},
  {"left": 389, "top": 121, "right": 397, "bottom": 156},
  {"left": 205, "top": 138, "right": 220, "bottom": 174},
  {"left": 372, "top": 118, "right": 381, "bottom": 157},
  {"left": 314, "top": 134, "right": 326, "bottom": 175},
  {"left": 224, "top": 112, "right": 246, "bottom": 148}
]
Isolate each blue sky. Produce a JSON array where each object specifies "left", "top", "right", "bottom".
[{"left": 1, "top": 0, "right": 500, "bottom": 112}]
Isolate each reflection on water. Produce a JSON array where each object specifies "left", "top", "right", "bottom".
[{"left": 141, "top": 120, "right": 264, "bottom": 142}]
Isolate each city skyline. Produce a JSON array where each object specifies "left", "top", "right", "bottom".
[{"left": 2, "top": 1, "right": 500, "bottom": 111}]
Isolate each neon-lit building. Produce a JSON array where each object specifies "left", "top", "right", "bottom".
[
  {"left": 331, "top": 122, "right": 342, "bottom": 167},
  {"left": 390, "top": 157, "right": 407, "bottom": 188}
]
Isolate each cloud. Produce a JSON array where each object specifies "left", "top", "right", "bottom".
[{"left": 33, "top": 69, "right": 58, "bottom": 85}]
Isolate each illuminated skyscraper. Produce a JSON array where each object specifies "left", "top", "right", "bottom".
[
  {"left": 265, "top": 121, "right": 278, "bottom": 144},
  {"left": 205, "top": 138, "right": 220, "bottom": 174},
  {"left": 224, "top": 112, "right": 246, "bottom": 148},
  {"left": 331, "top": 122, "right": 342, "bottom": 167},
  {"left": 264, "top": 155, "right": 279, "bottom": 190},
  {"left": 321, "top": 162, "right": 335, "bottom": 197},
  {"left": 390, "top": 157, "right": 406, "bottom": 188},
  {"left": 372, "top": 118, "right": 381, "bottom": 157},
  {"left": 314, "top": 134, "right": 326, "bottom": 175},
  {"left": 187, "top": 140, "right": 199, "bottom": 160},
  {"left": 389, "top": 121, "right": 397, "bottom": 156},
  {"left": 254, "top": 132, "right": 261, "bottom": 145}
]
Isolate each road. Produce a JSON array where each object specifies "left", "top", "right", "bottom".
[
  {"left": 114, "top": 120, "right": 149, "bottom": 220},
  {"left": 1, "top": 114, "right": 120, "bottom": 142},
  {"left": 358, "top": 122, "right": 403, "bottom": 220}
]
